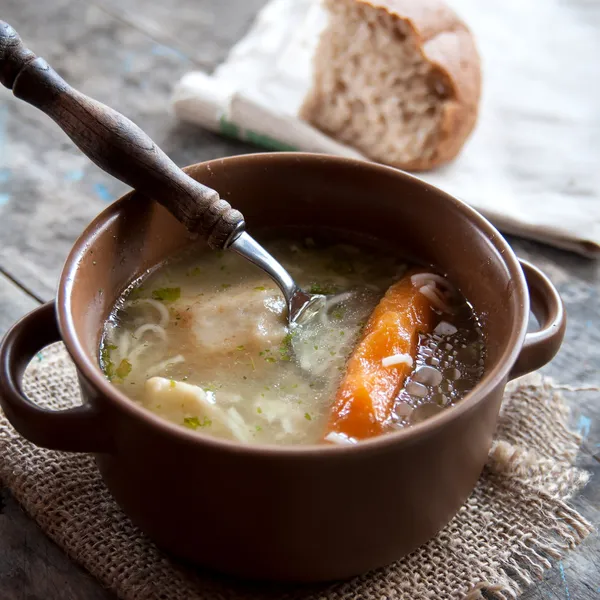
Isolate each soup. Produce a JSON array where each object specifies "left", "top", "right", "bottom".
[{"left": 100, "top": 238, "right": 485, "bottom": 445}]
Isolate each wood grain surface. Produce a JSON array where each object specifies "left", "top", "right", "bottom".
[
  {"left": 0, "top": 20, "right": 244, "bottom": 248},
  {"left": 0, "top": 0, "right": 598, "bottom": 598}
]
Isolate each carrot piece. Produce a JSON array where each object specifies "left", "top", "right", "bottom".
[{"left": 326, "top": 271, "right": 436, "bottom": 440}]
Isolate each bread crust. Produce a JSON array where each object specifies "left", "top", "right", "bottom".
[{"left": 301, "top": 0, "right": 482, "bottom": 171}]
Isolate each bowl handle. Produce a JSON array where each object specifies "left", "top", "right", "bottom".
[
  {"left": 509, "top": 259, "right": 566, "bottom": 380},
  {"left": 0, "top": 301, "right": 113, "bottom": 453}
]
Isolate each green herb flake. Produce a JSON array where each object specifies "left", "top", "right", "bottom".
[
  {"left": 204, "top": 384, "right": 217, "bottom": 392},
  {"left": 236, "top": 345, "right": 245, "bottom": 351},
  {"left": 331, "top": 307, "right": 345, "bottom": 320},
  {"left": 309, "top": 282, "right": 337, "bottom": 295},
  {"left": 254, "top": 286, "right": 266, "bottom": 291},
  {"left": 340, "top": 331, "right": 345, "bottom": 336},
  {"left": 183, "top": 416, "right": 212, "bottom": 430},
  {"left": 304, "top": 413, "right": 312, "bottom": 421},
  {"left": 221, "top": 283, "right": 231, "bottom": 289},
  {"left": 259, "top": 351, "right": 264, "bottom": 356},
  {"left": 169, "top": 379, "right": 176, "bottom": 389},
  {"left": 255, "top": 425, "right": 262, "bottom": 432},
  {"left": 104, "top": 364, "right": 114, "bottom": 381},
  {"left": 256, "top": 407, "right": 263, "bottom": 414},
  {"left": 101, "top": 344, "right": 117, "bottom": 380},
  {"left": 265, "top": 357, "right": 276, "bottom": 363},
  {"left": 314, "top": 345, "right": 319, "bottom": 350},
  {"left": 115, "top": 359, "right": 132, "bottom": 380},
  {"left": 152, "top": 287, "right": 181, "bottom": 302},
  {"left": 279, "top": 331, "right": 295, "bottom": 361},
  {"left": 101, "top": 344, "right": 117, "bottom": 362}
]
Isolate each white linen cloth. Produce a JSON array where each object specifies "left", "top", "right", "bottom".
[{"left": 172, "top": 0, "right": 600, "bottom": 257}]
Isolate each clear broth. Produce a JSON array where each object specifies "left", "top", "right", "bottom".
[{"left": 101, "top": 238, "right": 485, "bottom": 445}]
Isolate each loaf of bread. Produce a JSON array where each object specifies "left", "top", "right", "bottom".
[{"left": 300, "top": 0, "right": 482, "bottom": 171}]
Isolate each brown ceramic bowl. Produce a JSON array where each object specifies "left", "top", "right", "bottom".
[{"left": 0, "top": 153, "right": 565, "bottom": 582}]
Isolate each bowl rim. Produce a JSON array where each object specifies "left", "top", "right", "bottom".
[{"left": 58, "top": 152, "right": 528, "bottom": 457}]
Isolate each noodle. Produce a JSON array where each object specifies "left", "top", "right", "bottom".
[
  {"left": 125, "top": 299, "right": 170, "bottom": 328},
  {"left": 327, "top": 291, "right": 354, "bottom": 308},
  {"left": 118, "top": 332, "right": 131, "bottom": 359},
  {"left": 127, "top": 342, "right": 153, "bottom": 365},
  {"left": 418, "top": 284, "right": 455, "bottom": 314},
  {"left": 132, "top": 323, "right": 168, "bottom": 343},
  {"left": 146, "top": 355, "right": 185, "bottom": 377},
  {"left": 226, "top": 407, "right": 251, "bottom": 442},
  {"left": 434, "top": 321, "right": 458, "bottom": 336},
  {"left": 318, "top": 291, "right": 354, "bottom": 328},
  {"left": 381, "top": 353, "right": 413, "bottom": 367},
  {"left": 324, "top": 431, "right": 358, "bottom": 445},
  {"left": 410, "top": 272, "right": 455, "bottom": 292}
]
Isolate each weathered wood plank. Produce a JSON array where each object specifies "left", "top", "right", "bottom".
[
  {"left": 510, "top": 238, "right": 600, "bottom": 455},
  {"left": 0, "top": 274, "right": 39, "bottom": 337},
  {"left": 88, "top": 0, "right": 268, "bottom": 69},
  {"left": 521, "top": 542, "right": 600, "bottom": 600},
  {"left": 510, "top": 237, "right": 600, "bottom": 599},
  {"left": 0, "top": 490, "right": 116, "bottom": 600},
  {"left": 0, "top": 0, "right": 255, "bottom": 301},
  {"left": 521, "top": 478, "right": 599, "bottom": 599}
]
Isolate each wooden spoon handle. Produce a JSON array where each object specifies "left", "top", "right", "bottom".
[{"left": 0, "top": 21, "right": 245, "bottom": 249}]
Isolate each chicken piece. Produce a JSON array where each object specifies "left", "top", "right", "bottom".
[
  {"left": 144, "top": 377, "right": 251, "bottom": 442},
  {"left": 174, "top": 285, "right": 287, "bottom": 355}
]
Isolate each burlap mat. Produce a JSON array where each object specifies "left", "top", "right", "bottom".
[{"left": 0, "top": 344, "right": 594, "bottom": 600}]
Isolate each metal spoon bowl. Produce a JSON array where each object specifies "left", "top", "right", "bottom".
[{"left": 230, "top": 231, "right": 327, "bottom": 325}]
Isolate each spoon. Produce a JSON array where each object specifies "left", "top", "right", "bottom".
[{"left": 0, "top": 21, "right": 326, "bottom": 327}]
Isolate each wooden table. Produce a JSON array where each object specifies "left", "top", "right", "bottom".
[{"left": 0, "top": 0, "right": 598, "bottom": 598}]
